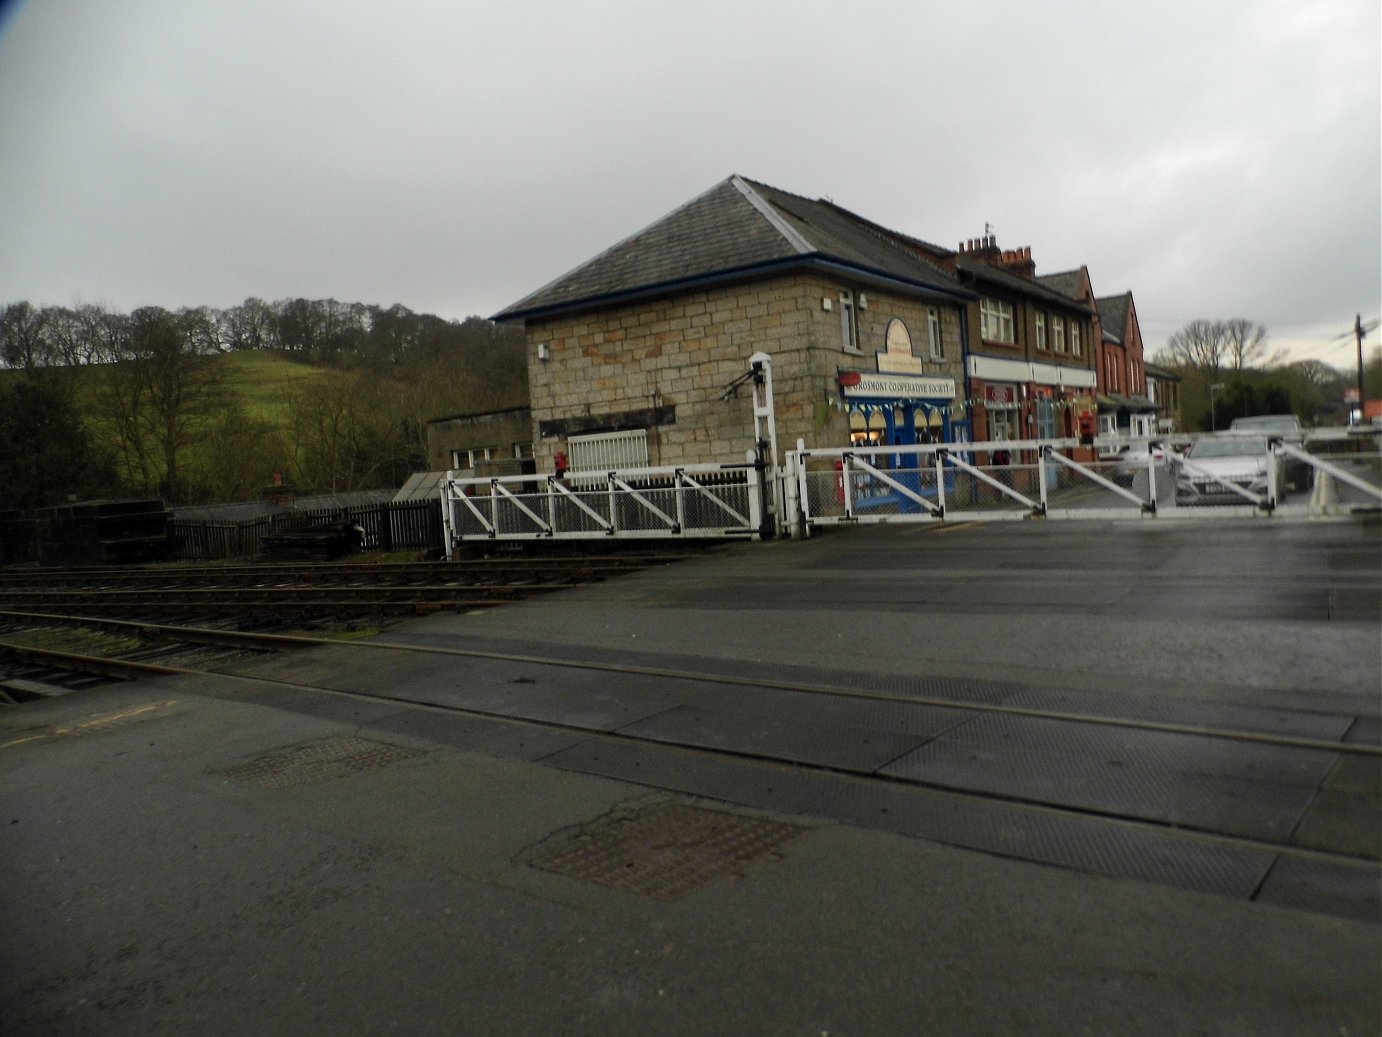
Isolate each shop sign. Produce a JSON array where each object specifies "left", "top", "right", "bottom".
[
  {"left": 984, "top": 384, "right": 1017, "bottom": 404},
  {"left": 840, "top": 372, "right": 956, "bottom": 400}
]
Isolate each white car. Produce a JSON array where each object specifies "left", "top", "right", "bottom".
[
  {"left": 1106, "top": 442, "right": 1181, "bottom": 486},
  {"left": 1174, "top": 437, "right": 1286, "bottom": 506}
]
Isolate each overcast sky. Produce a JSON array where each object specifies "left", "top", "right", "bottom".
[{"left": 1, "top": 0, "right": 1378, "bottom": 367}]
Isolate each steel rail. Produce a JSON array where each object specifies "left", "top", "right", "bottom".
[
  {"left": 0, "top": 629, "right": 1374, "bottom": 876},
  {"left": 0, "top": 555, "right": 690, "bottom": 586},
  {"left": 3, "top": 609, "right": 1377, "bottom": 761}
]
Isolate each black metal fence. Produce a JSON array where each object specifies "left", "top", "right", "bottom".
[{"left": 172, "top": 499, "right": 444, "bottom": 561}]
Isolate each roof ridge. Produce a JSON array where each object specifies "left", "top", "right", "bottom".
[
  {"left": 810, "top": 200, "right": 960, "bottom": 281},
  {"left": 497, "top": 176, "right": 748, "bottom": 317},
  {"left": 731, "top": 175, "right": 814, "bottom": 255}
]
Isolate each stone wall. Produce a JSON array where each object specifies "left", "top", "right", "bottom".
[
  {"left": 522, "top": 273, "right": 966, "bottom": 471},
  {"left": 425, "top": 408, "right": 533, "bottom": 470}
]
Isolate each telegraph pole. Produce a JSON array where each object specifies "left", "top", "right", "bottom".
[{"left": 1356, "top": 313, "right": 1367, "bottom": 425}]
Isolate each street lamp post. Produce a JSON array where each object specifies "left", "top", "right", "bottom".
[{"left": 1210, "top": 383, "right": 1225, "bottom": 432}]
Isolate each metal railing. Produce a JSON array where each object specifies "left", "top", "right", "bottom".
[
  {"left": 441, "top": 461, "right": 764, "bottom": 554},
  {"left": 784, "top": 428, "right": 1381, "bottom": 534}
]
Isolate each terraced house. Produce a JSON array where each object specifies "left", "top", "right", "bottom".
[
  {"left": 493, "top": 176, "right": 1119, "bottom": 472},
  {"left": 493, "top": 175, "right": 975, "bottom": 474}
]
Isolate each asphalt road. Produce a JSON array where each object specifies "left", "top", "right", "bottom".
[{"left": 2, "top": 517, "right": 1378, "bottom": 1036}]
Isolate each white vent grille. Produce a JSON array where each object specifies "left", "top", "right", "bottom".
[{"left": 568, "top": 429, "right": 649, "bottom": 472}]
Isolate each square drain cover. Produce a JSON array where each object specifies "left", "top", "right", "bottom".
[
  {"left": 530, "top": 802, "right": 803, "bottom": 901},
  {"left": 224, "top": 735, "right": 424, "bottom": 789}
]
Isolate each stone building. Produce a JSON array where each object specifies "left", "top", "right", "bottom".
[
  {"left": 424, "top": 406, "right": 533, "bottom": 474},
  {"left": 492, "top": 175, "right": 974, "bottom": 473}
]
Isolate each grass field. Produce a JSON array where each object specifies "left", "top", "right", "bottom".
[{"left": 216, "top": 350, "right": 344, "bottom": 424}]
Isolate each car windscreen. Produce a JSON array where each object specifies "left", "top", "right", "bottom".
[{"left": 1188, "top": 438, "right": 1268, "bottom": 459}]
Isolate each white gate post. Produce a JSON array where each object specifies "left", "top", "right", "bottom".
[{"left": 749, "top": 351, "right": 784, "bottom": 535}]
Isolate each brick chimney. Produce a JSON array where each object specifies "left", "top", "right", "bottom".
[
  {"left": 959, "top": 235, "right": 1036, "bottom": 279},
  {"left": 958, "top": 234, "right": 1001, "bottom": 261},
  {"left": 995, "top": 245, "right": 1036, "bottom": 279}
]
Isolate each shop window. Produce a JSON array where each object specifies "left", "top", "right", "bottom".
[{"left": 988, "top": 408, "right": 1015, "bottom": 441}]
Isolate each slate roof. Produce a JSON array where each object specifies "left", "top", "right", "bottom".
[
  {"left": 1036, "top": 268, "right": 1087, "bottom": 301},
  {"left": 895, "top": 236, "right": 1100, "bottom": 312},
  {"left": 956, "top": 256, "right": 1095, "bottom": 312},
  {"left": 493, "top": 175, "right": 972, "bottom": 322},
  {"left": 1096, "top": 293, "right": 1133, "bottom": 341}
]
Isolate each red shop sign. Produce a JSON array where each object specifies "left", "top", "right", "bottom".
[{"left": 984, "top": 384, "right": 1016, "bottom": 404}]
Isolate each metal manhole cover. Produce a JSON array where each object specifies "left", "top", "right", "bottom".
[
  {"left": 224, "top": 735, "right": 424, "bottom": 789},
  {"left": 530, "top": 802, "right": 804, "bottom": 901}
]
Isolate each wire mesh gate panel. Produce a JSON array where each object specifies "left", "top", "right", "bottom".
[
  {"left": 786, "top": 429, "right": 1382, "bottom": 532},
  {"left": 442, "top": 462, "right": 763, "bottom": 550}
]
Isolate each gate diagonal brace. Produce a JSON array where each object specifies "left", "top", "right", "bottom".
[
  {"left": 610, "top": 476, "right": 679, "bottom": 531},
  {"left": 450, "top": 483, "right": 496, "bottom": 535},
  {"left": 550, "top": 478, "right": 613, "bottom": 532},
  {"left": 1045, "top": 448, "right": 1152, "bottom": 512},
  {"left": 492, "top": 480, "right": 551, "bottom": 532},
  {"left": 1275, "top": 439, "right": 1382, "bottom": 501},
  {"left": 1176, "top": 457, "right": 1273, "bottom": 510},
  {"left": 940, "top": 449, "right": 1040, "bottom": 513},
  {"left": 843, "top": 453, "right": 944, "bottom": 518},
  {"left": 680, "top": 472, "right": 751, "bottom": 526}
]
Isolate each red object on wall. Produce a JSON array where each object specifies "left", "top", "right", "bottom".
[{"left": 1077, "top": 412, "right": 1096, "bottom": 444}]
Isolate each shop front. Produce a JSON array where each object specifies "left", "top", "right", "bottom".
[{"left": 837, "top": 371, "right": 959, "bottom": 448}]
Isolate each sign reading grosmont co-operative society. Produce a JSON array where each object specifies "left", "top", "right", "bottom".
[{"left": 839, "top": 372, "right": 957, "bottom": 400}]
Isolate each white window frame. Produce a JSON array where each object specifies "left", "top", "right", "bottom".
[
  {"left": 1071, "top": 323, "right": 1082, "bottom": 357},
  {"left": 840, "top": 290, "right": 860, "bottom": 353},
  {"left": 1053, "top": 316, "right": 1066, "bottom": 353},
  {"left": 927, "top": 307, "right": 943, "bottom": 359},
  {"left": 451, "top": 446, "right": 494, "bottom": 469},
  {"left": 980, "top": 298, "right": 1015, "bottom": 344},
  {"left": 988, "top": 408, "right": 1015, "bottom": 440},
  {"left": 1035, "top": 312, "right": 1047, "bottom": 351}
]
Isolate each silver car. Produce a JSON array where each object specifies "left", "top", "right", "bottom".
[{"left": 1175, "top": 436, "right": 1287, "bottom": 506}]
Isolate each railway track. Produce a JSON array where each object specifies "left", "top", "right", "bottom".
[
  {"left": 2, "top": 609, "right": 1376, "bottom": 920},
  {"left": 0, "top": 554, "right": 689, "bottom": 623},
  {"left": 0, "top": 552, "right": 691, "bottom": 698}
]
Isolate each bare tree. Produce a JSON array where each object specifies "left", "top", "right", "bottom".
[
  {"left": 1155, "top": 318, "right": 1280, "bottom": 377},
  {"left": 90, "top": 307, "right": 231, "bottom": 501},
  {"left": 224, "top": 297, "right": 277, "bottom": 351},
  {"left": 1220, "top": 318, "right": 1282, "bottom": 371},
  {"left": 0, "top": 301, "right": 49, "bottom": 370}
]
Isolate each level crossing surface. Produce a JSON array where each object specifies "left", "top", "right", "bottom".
[{"left": 2, "top": 519, "right": 1378, "bottom": 1036}]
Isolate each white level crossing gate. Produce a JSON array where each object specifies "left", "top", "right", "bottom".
[
  {"left": 784, "top": 429, "right": 1382, "bottom": 533},
  {"left": 441, "top": 462, "right": 765, "bottom": 556}
]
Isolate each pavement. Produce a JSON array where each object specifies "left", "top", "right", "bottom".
[{"left": 2, "top": 518, "right": 1379, "bottom": 1036}]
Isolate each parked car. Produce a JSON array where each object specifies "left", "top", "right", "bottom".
[
  {"left": 1107, "top": 443, "right": 1180, "bottom": 486},
  {"left": 1229, "top": 414, "right": 1300, "bottom": 434},
  {"left": 1228, "top": 414, "right": 1312, "bottom": 490},
  {"left": 1175, "top": 436, "right": 1287, "bottom": 506}
]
